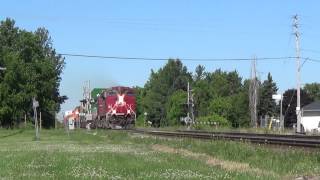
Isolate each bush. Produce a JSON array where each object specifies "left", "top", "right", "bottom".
[
  {"left": 135, "top": 115, "right": 145, "bottom": 127},
  {"left": 196, "top": 113, "right": 230, "bottom": 127}
]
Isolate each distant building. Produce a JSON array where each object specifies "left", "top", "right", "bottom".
[
  {"left": 64, "top": 108, "right": 79, "bottom": 130},
  {"left": 301, "top": 101, "right": 320, "bottom": 133}
]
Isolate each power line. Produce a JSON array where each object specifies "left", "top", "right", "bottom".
[
  {"left": 301, "top": 48, "right": 320, "bottom": 54},
  {"left": 307, "top": 58, "right": 320, "bottom": 63},
  {"left": 59, "top": 53, "right": 297, "bottom": 62},
  {"left": 58, "top": 53, "right": 320, "bottom": 63},
  {"left": 59, "top": 53, "right": 168, "bottom": 61}
]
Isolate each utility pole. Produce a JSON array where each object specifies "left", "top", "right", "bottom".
[
  {"left": 249, "top": 56, "right": 258, "bottom": 128},
  {"left": 88, "top": 80, "right": 91, "bottom": 115},
  {"left": 280, "top": 94, "right": 284, "bottom": 130},
  {"left": 40, "top": 111, "right": 42, "bottom": 131},
  {"left": 187, "top": 82, "right": 195, "bottom": 125},
  {"left": 293, "top": 15, "right": 302, "bottom": 133},
  {"left": 24, "top": 113, "right": 27, "bottom": 128},
  {"left": 83, "top": 81, "right": 91, "bottom": 113},
  {"left": 187, "top": 82, "right": 190, "bottom": 121},
  {"left": 82, "top": 80, "right": 91, "bottom": 128},
  {"left": 55, "top": 111, "right": 57, "bottom": 129}
]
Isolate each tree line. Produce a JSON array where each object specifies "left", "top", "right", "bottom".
[
  {"left": 1, "top": 18, "right": 319, "bottom": 129},
  {"left": 136, "top": 59, "right": 320, "bottom": 128},
  {"left": 0, "top": 18, "right": 66, "bottom": 128}
]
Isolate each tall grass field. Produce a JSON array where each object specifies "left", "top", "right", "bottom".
[{"left": 0, "top": 129, "right": 319, "bottom": 179}]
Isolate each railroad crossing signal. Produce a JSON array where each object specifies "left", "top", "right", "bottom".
[
  {"left": 33, "top": 97, "right": 39, "bottom": 140},
  {"left": 33, "top": 98, "right": 39, "bottom": 109}
]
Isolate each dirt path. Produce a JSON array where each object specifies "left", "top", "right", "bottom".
[{"left": 152, "top": 144, "right": 277, "bottom": 177}]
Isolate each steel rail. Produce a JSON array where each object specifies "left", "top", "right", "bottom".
[
  {"left": 177, "top": 129, "right": 320, "bottom": 139},
  {"left": 130, "top": 129, "right": 320, "bottom": 148}
]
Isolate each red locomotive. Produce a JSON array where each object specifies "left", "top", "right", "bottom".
[{"left": 94, "top": 86, "right": 136, "bottom": 129}]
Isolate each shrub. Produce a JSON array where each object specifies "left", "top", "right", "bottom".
[{"left": 196, "top": 113, "right": 230, "bottom": 127}]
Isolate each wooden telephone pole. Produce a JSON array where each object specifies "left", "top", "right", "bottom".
[
  {"left": 187, "top": 82, "right": 195, "bottom": 124},
  {"left": 249, "top": 56, "right": 258, "bottom": 128},
  {"left": 293, "top": 15, "right": 302, "bottom": 133}
]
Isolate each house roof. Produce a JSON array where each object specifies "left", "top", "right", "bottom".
[{"left": 303, "top": 101, "right": 320, "bottom": 111}]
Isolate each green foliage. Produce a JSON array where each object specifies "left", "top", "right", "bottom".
[
  {"left": 258, "top": 72, "right": 278, "bottom": 118},
  {"left": 133, "top": 86, "right": 144, "bottom": 118},
  {"left": 282, "top": 89, "right": 313, "bottom": 127},
  {"left": 142, "top": 59, "right": 191, "bottom": 127},
  {"left": 0, "top": 18, "right": 66, "bottom": 128},
  {"left": 229, "top": 92, "right": 250, "bottom": 127},
  {"left": 304, "top": 83, "right": 320, "bottom": 101},
  {"left": 165, "top": 90, "right": 187, "bottom": 126},
  {"left": 194, "top": 65, "right": 205, "bottom": 81},
  {"left": 208, "top": 94, "right": 250, "bottom": 127},
  {"left": 138, "top": 59, "right": 280, "bottom": 128},
  {"left": 140, "top": 60, "right": 255, "bottom": 128},
  {"left": 193, "top": 68, "right": 249, "bottom": 127},
  {"left": 196, "top": 113, "right": 230, "bottom": 127},
  {"left": 135, "top": 115, "right": 145, "bottom": 127},
  {"left": 207, "top": 69, "right": 242, "bottom": 97},
  {"left": 209, "top": 96, "right": 232, "bottom": 118},
  {"left": 192, "top": 78, "right": 211, "bottom": 116},
  {"left": 90, "top": 88, "right": 106, "bottom": 101}
]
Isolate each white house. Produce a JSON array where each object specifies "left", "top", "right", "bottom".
[{"left": 301, "top": 101, "right": 320, "bottom": 133}]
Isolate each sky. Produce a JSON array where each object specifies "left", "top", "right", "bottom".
[{"left": 1, "top": 1, "right": 320, "bottom": 118}]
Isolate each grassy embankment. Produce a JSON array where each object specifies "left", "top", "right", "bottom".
[{"left": 0, "top": 129, "right": 319, "bottom": 179}]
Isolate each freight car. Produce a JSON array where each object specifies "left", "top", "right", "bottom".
[{"left": 91, "top": 86, "right": 136, "bottom": 129}]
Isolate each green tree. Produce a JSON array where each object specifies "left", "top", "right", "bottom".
[
  {"left": 304, "top": 83, "right": 320, "bottom": 101},
  {"left": 258, "top": 73, "right": 278, "bottom": 118},
  {"left": 139, "top": 60, "right": 256, "bottom": 128},
  {"left": 193, "top": 78, "right": 211, "bottom": 117},
  {"left": 209, "top": 96, "right": 232, "bottom": 118},
  {"left": 165, "top": 90, "right": 187, "bottom": 126},
  {"left": 201, "top": 69, "right": 242, "bottom": 98},
  {"left": 207, "top": 69, "right": 229, "bottom": 97},
  {"left": 208, "top": 92, "right": 249, "bottom": 127},
  {"left": 193, "top": 69, "right": 242, "bottom": 117},
  {"left": 133, "top": 86, "right": 146, "bottom": 125},
  {"left": 0, "top": 18, "right": 66, "bottom": 128},
  {"left": 193, "top": 68, "right": 249, "bottom": 127},
  {"left": 142, "top": 59, "right": 191, "bottom": 127},
  {"left": 229, "top": 92, "right": 250, "bottom": 127},
  {"left": 194, "top": 65, "right": 205, "bottom": 81},
  {"left": 282, "top": 89, "right": 313, "bottom": 127}
]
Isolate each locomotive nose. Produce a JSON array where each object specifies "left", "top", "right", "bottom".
[{"left": 117, "top": 94, "right": 126, "bottom": 106}]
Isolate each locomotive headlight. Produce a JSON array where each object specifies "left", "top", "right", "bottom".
[
  {"left": 112, "top": 110, "right": 116, "bottom": 114},
  {"left": 127, "top": 109, "right": 131, "bottom": 114}
]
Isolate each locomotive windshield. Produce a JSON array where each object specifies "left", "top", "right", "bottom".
[
  {"left": 107, "top": 90, "right": 117, "bottom": 96},
  {"left": 126, "top": 90, "right": 134, "bottom": 96}
]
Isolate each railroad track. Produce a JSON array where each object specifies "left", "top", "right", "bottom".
[{"left": 130, "top": 129, "right": 320, "bottom": 148}]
